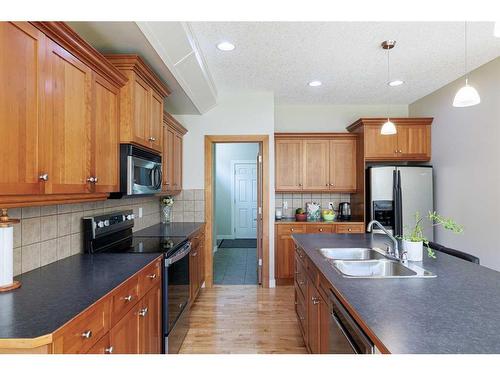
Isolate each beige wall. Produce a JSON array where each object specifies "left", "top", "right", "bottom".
[
  {"left": 409, "top": 57, "right": 500, "bottom": 271},
  {"left": 275, "top": 104, "right": 408, "bottom": 132}
]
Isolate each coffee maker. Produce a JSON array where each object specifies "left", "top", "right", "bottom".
[{"left": 338, "top": 202, "right": 351, "bottom": 221}]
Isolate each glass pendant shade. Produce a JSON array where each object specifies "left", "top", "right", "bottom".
[
  {"left": 381, "top": 119, "right": 397, "bottom": 135},
  {"left": 453, "top": 78, "right": 481, "bottom": 107}
]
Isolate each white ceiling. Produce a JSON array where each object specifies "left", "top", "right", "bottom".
[{"left": 189, "top": 22, "right": 500, "bottom": 105}]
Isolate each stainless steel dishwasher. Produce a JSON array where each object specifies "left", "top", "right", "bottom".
[{"left": 328, "top": 289, "right": 374, "bottom": 354}]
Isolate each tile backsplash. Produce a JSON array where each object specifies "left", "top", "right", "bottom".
[
  {"left": 170, "top": 189, "right": 205, "bottom": 223},
  {"left": 275, "top": 192, "right": 351, "bottom": 214},
  {"left": 10, "top": 196, "right": 161, "bottom": 276}
]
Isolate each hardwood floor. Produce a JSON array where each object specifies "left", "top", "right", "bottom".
[{"left": 179, "top": 285, "right": 308, "bottom": 354}]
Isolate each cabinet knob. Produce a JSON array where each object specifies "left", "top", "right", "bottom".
[
  {"left": 319, "top": 228, "right": 323, "bottom": 232},
  {"left": 149, "top": 137, "right": 156, "bottom": 142},
  {"left": 298, "top": 183, "right": 303, "bottom": 187},
  {"left": 122, "top": 295, "right": 133, "bottom": 302},
  {"left": 81, "top": 330, "right": 92, "bottom": 339},
  {"left": 105, "top": 346, "right": 114, "bottom": 354},
  {"left": 312, "top": 297, "right": 320, "bottom": 305},
  {"left": 147, "top": 273, "right": 157, "bottom": 279},
  {"left": 86, "top": 176, "right": 97, "bottom": 183},
  {"left": 139, "top": 307, "right": 148, "bottom": 317},
  {"left": 39, "top": 173, "right": 49, "bottom": 181},
  {"left": 290, "top": 228, "right": 294, "bottom": 232},
  {"left": 348, "top": 228, "right": 352, "bottom": 232}
]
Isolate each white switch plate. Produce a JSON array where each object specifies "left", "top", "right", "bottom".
[{"left": 139, "top": 207, "right": 143, "bottom": 218}]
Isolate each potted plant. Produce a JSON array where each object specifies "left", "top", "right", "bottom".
[
  {"left": 401, "top": 211, "right": 464, "bottom": 261},
  {"left": 295, "top": 208, "right": 307, "bottom": 222}
]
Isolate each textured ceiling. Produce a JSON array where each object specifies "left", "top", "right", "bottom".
[{"left": 189, "top": 22, "right": 500, "bottom": 105}]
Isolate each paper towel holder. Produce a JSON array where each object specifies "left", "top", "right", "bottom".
[{"left": 0, "top": 208, "right": 21, "bottom": 293}]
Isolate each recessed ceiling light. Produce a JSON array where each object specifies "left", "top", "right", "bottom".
[
  {"left": 388, "top": 80, "right": 404, "bottom": 87},
  {"left": 216, "top": 41, "right": 235, "bottom": 51},
  {"left": 308, "top": 80, "right": 322, "bottom": 87}
]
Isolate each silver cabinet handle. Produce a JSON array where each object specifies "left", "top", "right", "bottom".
[
  {"left": 87, "top": 176, "right": 97, "bottom": 183},
  {"left": 39, "top": 173, "right": 48, "bottom": 181},
  {"left": 298, "top": 280, "right": 305, "bottom": 285},
  {"left": 148, "top": 137, "right": 156, "bottom": 142},
  {"left": 81, "top": 330, "right": 92, "bottom": 339},
  {"left": 105, "top": 346, "right": 113, "bottom": 354},
  {"left": 191, "top": 252, "right": 198, "bottom": 257},
  {"left": 298, "top": 183, "right": 303, "bottom": 187},
  {"left": 122, "top": 295, "right": 133, "bottom": 302},
  {"left": 94, "top": 176, "right": 99, "bottom": 183},
  {"left": 312, "top": 297, "right": 320, "bottom": 305},
  {"left": 147, "top": 273, "right": 157, "bottom": 279},
  {"left": 139, "top": 307, "right": 148, "bottom": 317},
  {"left": 319, "top": 228, "right": 323, "bottom": 232}
]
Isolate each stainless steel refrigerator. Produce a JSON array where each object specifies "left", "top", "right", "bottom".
[{"left": 367, "top": 166, "right": 433, "bottom": 240}]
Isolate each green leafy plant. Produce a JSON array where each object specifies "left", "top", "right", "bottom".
[
  {"left": 399, "top": 211, "right": 464, "bottom": 258},
  {"left": 295, "top": 208, "right": 305, "bottom": 215},
  {"left": 160, "top": 196, "right": 174, "bottom": 206}
]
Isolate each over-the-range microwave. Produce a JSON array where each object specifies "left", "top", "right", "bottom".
[{"left": 111, "top": 144, "right": 162, "bottom": 198}]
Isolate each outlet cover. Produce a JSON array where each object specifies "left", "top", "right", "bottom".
[{"left": 139, "top": 207, "right": 143, "bottom": 218}]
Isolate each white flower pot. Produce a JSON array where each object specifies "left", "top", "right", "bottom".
[{"left": 403, "top": 240, "right": 423, "bottom": 261}]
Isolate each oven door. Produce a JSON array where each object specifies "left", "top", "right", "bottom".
[
  {"left": 164, "top": 242, "right": 191, "bottom": 333},
  {"left": 127, "top": 155, "right": 162, "bottom": 195}
]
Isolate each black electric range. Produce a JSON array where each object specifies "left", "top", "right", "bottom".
[{"left": 83, "top": 210, "right": 191, "bottom": 354}]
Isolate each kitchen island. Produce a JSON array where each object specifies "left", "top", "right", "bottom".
[{"left": 292, "top": 233, "right": 500, "bottom": 354}]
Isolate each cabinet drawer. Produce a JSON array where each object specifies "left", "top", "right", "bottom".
[
  {"left": 295, "top": 245, "right": 306, "bottom": 266},
  {"left": 53, "top": 299, "right": 110, "bottom": 354},
  {"left": 306, "top": 224, "right": 334, "bottom": 234},
  {"left": 295, "top": 285, "right": 307, "bottom": 336},
  {"left": 295, "top": 256, "right": 307, "bottom": 297},
  {"left": 277, "top": 224, "right": 306, "bottom": 236},
  {"left": 335, "top": 223, "right": 365, "bottom": 234},
  {"left": 111, "top": 276, "right": 139, "bottom": 325},
  {"left": 138, "top": 259, "right": 161, "bottom": 298},
  {"left": 86, "top": 333, "right": 112, "bottom": 354}
]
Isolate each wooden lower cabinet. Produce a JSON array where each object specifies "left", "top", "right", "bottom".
[
  {"left": 294, "top": 245, "right": 331, "bottom": 354},
  {"left": 87, "top": 333, "right": 112, "bottom": 354},
  {"left": 189, "top": 230, "right": 205, "bottom": 303},
  {"left": 109, "top": 303, "right": 140, "bottom": 354}
]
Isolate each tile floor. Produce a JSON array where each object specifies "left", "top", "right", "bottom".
[{"left": 213, "top": 247, "right": 258, "bottom": 285}]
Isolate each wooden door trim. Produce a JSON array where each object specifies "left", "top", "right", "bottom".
[{"left": 204, "top": 135, "right": 270, "bottom": 288}]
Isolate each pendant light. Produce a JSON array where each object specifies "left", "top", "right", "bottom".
[
  {"left": 453, "top": 22, "right": 481, "bottom": 107},
  {"left": 381, "top": 40, "right": 397, "bottom": 135}
]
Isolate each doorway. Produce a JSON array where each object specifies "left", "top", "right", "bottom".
[
  {"left": 214, "top": 144, "right": 258, "bottom": 285},
  {"left": 204, "top": 135, "right": 270, "bottom": 288}
]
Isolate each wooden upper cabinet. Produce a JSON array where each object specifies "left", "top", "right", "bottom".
[
  {"left": 150, "top": 90, "right": 164, "bottom": 153},
  {"left": 347, "top": 118, "right": 433, "bottom": 161},
  {"left": 275, "top": 134, "right": 358, "bottom": 193},
  {"left": 275, "top": 139, "right": 303, "bottom": 191},
  {"left": 92, "top": 74, "right": 120, "bottom": 193},
  {"left": 105, "top": 54, "right": 170, "bottom": 154},
  {"left": 397, "top": 124, "right": 430, "bottom": 159},
  {"left": 43, "top": 39, "right": 93, "bottom": 194},
  {"left": 0, "top": 22, "right": 46, "bottom": 195},
  {"left": 162, "top": 113, "right": 187, "bottom": 194},
  {"left": 363, "top": 124, "right": 398, "bottom": 159},
  {"left": 329, "top": 139, "right": 356, "bottom": 192},
  {"left": 303, "top": 140, "right": 329, "bottom": 191}
]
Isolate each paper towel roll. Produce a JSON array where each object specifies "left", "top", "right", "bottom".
[{"left": 0, "top": 226, "right": 14, "bottom": 287}]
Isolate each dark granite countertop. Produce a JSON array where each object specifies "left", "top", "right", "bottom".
[
  {"left": 292, "top": 233, "right": 500, "bottom": 354},
  {"left": 133, "top": 222, "right": 205, "bottom": 238},
  {"left": 0, "top": 253, "right": 161, "bottom": 339}
]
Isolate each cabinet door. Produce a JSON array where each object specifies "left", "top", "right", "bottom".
[
  {"left": 43, "top": 39, "right": 92, "bottom": 194},
  {"left": 397, "top": 125, "right": 430, "bottom": 160},
  {"left": 0, "top": 22, "right": 45, "bottom": 195},
  {"left": 93, "top": 74, "right": 120, "bottom": 193},
  {"left": 162, "top": 126, "right": 175, "bottom": 191},
  {"left": 109, "top": 304, "right": 140, "bottom": 354},
  {"left": 190, "top": 242, "right": 201, "bottom": 301},
  {"left": 302, "top": 140, "right": 330, "bottom": 191},
  {"left": 139, "top": 285, "right": 161, "bottom": 354},
  {"left": 329, "top": 139, "right": 357, "bottom": 192},
  {"left": 275, "top": 139, "right": 302, "bottom": 191},
  {"left": 364, "top": 125, "right": 398, "bottom": 160},
  {"left": 307, "top": 279, "right": 320, "bottom": 354},
  {"left": 132, "top": 75, "right": 150, "bottom": 148},
  {"left": 276, "top": 234, "right": 296, "bottom": 281},
  {"left": 149, "top": 90, "right": 163, "bottom": 153},
  {"left": 173, "top": 132, "right": 183, "bottom": 190}
]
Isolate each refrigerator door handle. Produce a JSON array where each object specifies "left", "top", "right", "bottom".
[{"left": 396, "top": 170, "right": 403, "bottom": 236}]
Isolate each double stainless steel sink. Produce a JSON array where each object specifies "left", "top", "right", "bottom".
[{"left": 319, "top": 248, "right": 435, "bottom": 278}]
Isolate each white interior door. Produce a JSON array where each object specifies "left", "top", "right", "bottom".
[{"left": 233, "top": 162, "right": 257, "bottom": 239}]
